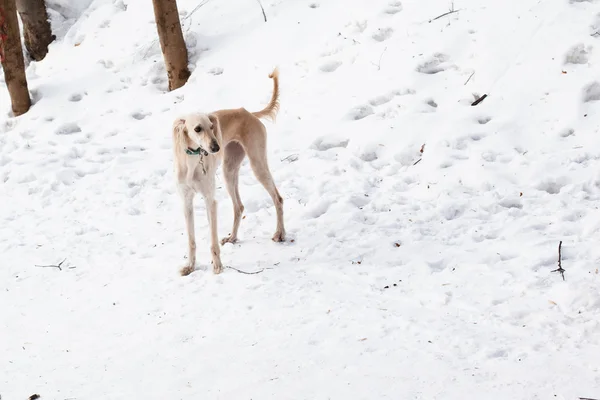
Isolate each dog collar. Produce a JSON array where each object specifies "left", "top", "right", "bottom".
[{"left": 186, "top": 147, "right": 209, "bottom": 156}]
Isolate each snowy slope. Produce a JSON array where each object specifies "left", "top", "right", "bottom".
[{"left": 1, "top": 0, "right": 600, "bottom": 398}]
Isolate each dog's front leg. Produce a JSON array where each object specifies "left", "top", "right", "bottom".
[
  {"left": 205, "top": 194, "right": 223, "bottom": 274},
  {"left": 180, "top": 187, "right": 197, "bottom": 276}
]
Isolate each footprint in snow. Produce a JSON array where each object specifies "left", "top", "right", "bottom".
[
  {"left": 309, "top": 2, "right": 319, "bottom": 8},
  {"left": 369, "top": 94, "right": 394, "bottom": 107},
  {"left": 583, "top": 81, "right": 600, "bottom": 102},
  {"left": 209, "top": 67, "right": 224, "bottom": 75},
  {"left": 131, "top": 111, "right": 151, "bottom": 120},
  {"left": 347, "top": 104, "right": 374, "bottom": 120},
  {"left": 416, "top": 53, "right": 452, "bottom": 74},
  {"left": 477, "top": 116, "right": 492, "bottom": 125},
  {"left": 590, "top": 14, "right": 600, "bottom": 37},
  {"left": 371, "top": 27, "right": 394, "bottom": 42},
  {"left": 559, "top": 128, "right": 575, "bottom": 137},
  {"left": 311, "top": 136, "right": 349, "bottom": 151},
  {"left": 56, "top": 123, "right": 82, "bottom": 135},
  {"left": 68, "top": 93, "right": 85, "bottom": 102},
  {"left": 564, "top": 43, "right": 591, "bottom": 64},
  {"left": 536, "top": 178, "right": 568, "bottom": 195},
  {"left": 383, "top": 1, "right": 402, "bottom": 14},
  {"left": 319, "top": 60, "right": 342, "bottom": 72}
]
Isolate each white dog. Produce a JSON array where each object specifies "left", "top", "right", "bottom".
[{"left": 172, "top": 68, "right": 285, "bottom": 276}]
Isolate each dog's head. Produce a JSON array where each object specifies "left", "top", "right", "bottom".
[{"left": 173, "top": 113, "right": 221, "bottom": 155}]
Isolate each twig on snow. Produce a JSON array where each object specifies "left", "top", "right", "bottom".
[
  {"left": 579, "top": 398, "right": 599, "bottom": 400},
  {"left": 464, "top": 71, "right": 475, "bottom": 85},
  {"left": 371, "top": 46, "right": 388, "bottom": 71},
  {"left": 429, "top": 9, "right": 462, "bottom": 23},
  {"left": 413, "top": 159, "right": 422, "bottom": 166},
  {"left": 35, "top": 258, "right": 66, "bottom": 271},
  {"left": 471, "top": 94, "right": 488, "bottom": 106},
  {"left": 183, "top": 0, "right": 211, "bottom": 21},
  {"left": 226, "top": 266, "right": 271, "bottom": 275},
  {"left": 551, "top": 241, "right": 565, "bottom": 281},
  {"left": 255, "top": 0, "right": 267, "bottom": 22}
]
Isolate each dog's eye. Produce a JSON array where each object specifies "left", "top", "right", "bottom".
[
  {"left": 210, "top": 124, "right": 214, "bottom": 130},
  {"left": 194, "top": 126, "right": 202, "bottom": 133}
]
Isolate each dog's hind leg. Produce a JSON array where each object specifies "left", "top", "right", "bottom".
[
  {"left": 245, "top": 141, "right": 286, "bottom": 242},
  {"left": 221, "top": 142, "right": 246, "bottom": 245},
  {"left": 180, "top": 187, "right": 197, "bottom": 276}
]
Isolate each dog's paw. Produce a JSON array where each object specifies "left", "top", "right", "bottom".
[
  {"left": 213, "top": 262, "right": 223, "bottom": 274},
  {"left": 221, "top": 235, "right": 238, "bottom": 245},
  {"left": 272, "top": 231, "right": 286, "bottom": 243},
  {"left": 180, "top": 264, "right": 196, "bottom": 276}
]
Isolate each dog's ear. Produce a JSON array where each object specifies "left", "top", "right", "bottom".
[
  {"left": 173, "top": 118, "right": 187, "bottom": 136},
  {"left": 208, "top": 114, "right": 220, "bottom": 134}
]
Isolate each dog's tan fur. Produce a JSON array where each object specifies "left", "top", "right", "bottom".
[{"left": 173, "top": 68, "right": 285, "bottom": 276}]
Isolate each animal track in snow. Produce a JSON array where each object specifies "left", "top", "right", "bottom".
[
  {"left": 426, "top": 99, "right": 438, "bottom": 108},
  {"left": 131, "top": 111, "right": 151, "bottom": 120},
  {"left": 69, "top": 93, "right": 84, "bottom": 102},
  {"left": 417, "top": 53, "right": 452, "bottom": 74},
  {"left": 209, "top": 67, "right": 224, "bottom": 75},
  {"left": 536, "top": 178, "right": 568, "bottom": 194},
  {"left": 369, "top": 94, "right": 394, "bottom": 107},
  {"left": 383, "top": 1, "right": 402, "bottom": 14},
  {"left": 583, "top": 81, "right": 600, "bottom": 102},
  {"left": 311, "top": 137, "right": 349, "bottom": 151},
  {"left": 477, "top": 116, "right": 492, "bottom": 124},
  {"left": 347, "top": 104, "right": 374, "bottom": 120},
  {"left": 309, "top": 3, "right": 319, "bottom": 8},
  {"left": 372, "top": 27, "right": 394, "bottom": 42},
  {"left": 564, "top": 43, "right": 591, "bottom": 64},
  {"left": 560, "top": 128, "right": 575, "bottom": 137},
  {"left": 319, "top": 60, "right": 342, "bottom": 72},
  {"left": 56, "top": 123, "right": 82, "bottom": 135}
]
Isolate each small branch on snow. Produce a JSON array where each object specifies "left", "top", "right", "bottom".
[
  {"left": 464, "top": 71, "right": 475, "bottom": 85},
  {"left": 35, "top": 258, "right": 67, "bottom": 271},
  {"left": 371, "top": 47, "right": 388, "bottom": 71},
  {"left": 412, "top": 159, "right": 422, "bottom": 166},
  {"left": 551, "top": 241, "right": 566, "bottom": 281},
  {"left": 255, "top": 0, "right": 267, "bottom": 22},
  {"left": 471, "top": 94, "right": 488, "bottom": 106},
  {"left": 226, "top": 266, "right": 271, "bottom": 275},
  {"left": 579, "top": 397, "right": 599, "bottom": 400},
  {"left": 429, "top": 9, "right": 462, "bottom": 23}
]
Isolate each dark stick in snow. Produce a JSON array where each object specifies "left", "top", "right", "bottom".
[
  {"left": 35, "top": 258, "right": 66, "bottom": 271},
  {"left": 551, "top": 241, "right": 565, "bottom": 281},
  {"left": 255, "top": 0, "right": 267, "bottom": 22},
  {"left": 471, "top": 94, "right": 487, "bottom": 106},
  {"left": 429, "top": 9, "right": 461, "bottom": 23}
]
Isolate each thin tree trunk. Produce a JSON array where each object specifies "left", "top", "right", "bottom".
[
  {"left": 0, "top": 0, "right": 31, "bottom": 116},
  {"left": 152, "top": 0, "right": 190, "bottom": 91},
  {"left": 16, "top": 0, "right": 54, "bottom": 61}
]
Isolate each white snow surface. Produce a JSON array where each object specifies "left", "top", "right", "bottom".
[{"left": 2, "top": 0, "right": 600, "bottom": 398}]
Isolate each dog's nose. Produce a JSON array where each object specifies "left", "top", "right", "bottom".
[{"left": 210, "top": 142, "right": 220, "bottom": 153}]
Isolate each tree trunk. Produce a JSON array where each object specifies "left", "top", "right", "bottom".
[
  {"left": 152, "top": 0, "right": 190, "bottom": 91},
  {"left": 16, "top": 0, "right": 54, "bottom": 61},
  {"left": 0, "top": 0, "right": 31, "bottom": 116}
]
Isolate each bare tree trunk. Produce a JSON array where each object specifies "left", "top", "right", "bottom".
[
  {"left": 16, "top": 0, "right": 54, "bottom": 61},
  {"left": 0, "top": 0, "right": 31, "bottom": 116},
  {"left": 152, "top": 0, "right": 190, "bottom": 91}
]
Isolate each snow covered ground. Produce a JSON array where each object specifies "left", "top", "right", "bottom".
[{"left": 2, "top": 0, "right": 600, "bottom": 398}]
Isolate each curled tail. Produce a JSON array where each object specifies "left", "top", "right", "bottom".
[{"left": 252, "top": 67, "right": 280, "bottom": 122}]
